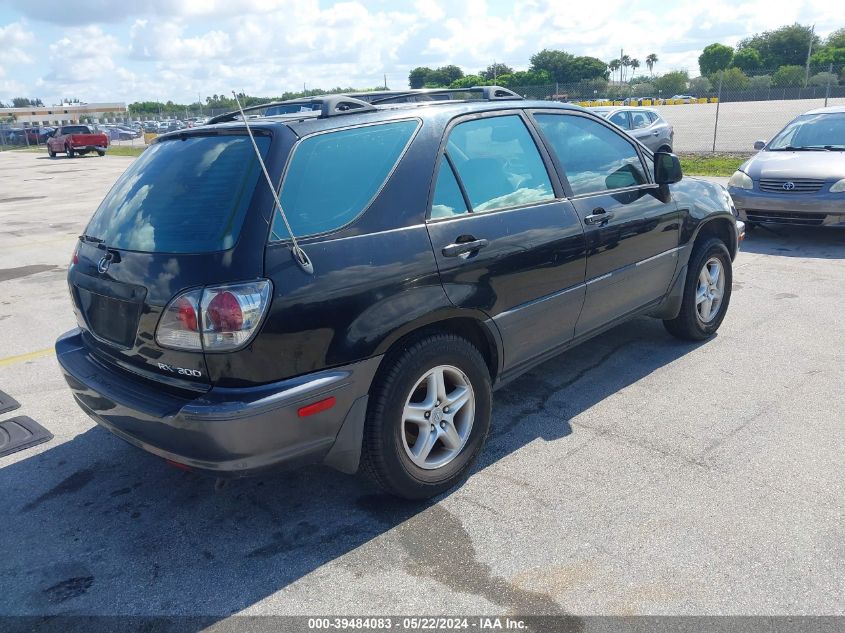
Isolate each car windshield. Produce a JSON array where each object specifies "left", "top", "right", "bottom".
[
  {"left": 85, "top": 134, "right": 269, "bottom": 252},
  {"left": 767, "top": 112, "right": 845, "bottom": 150}
]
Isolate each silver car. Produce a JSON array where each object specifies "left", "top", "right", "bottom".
[
  {"left": 728, "top": 106, "right": 845, "bottom": 227},
  {"left": 589, "top": 106, "right": 674, "bottom": 153}
]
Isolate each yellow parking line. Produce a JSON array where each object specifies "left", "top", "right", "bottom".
[{"left": 0, "top": 347, "right": 55, "bottom": 368}]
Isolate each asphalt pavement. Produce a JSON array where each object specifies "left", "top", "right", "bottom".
[{"left": 0, "top": 151, "right": 842, "bottom": 623}]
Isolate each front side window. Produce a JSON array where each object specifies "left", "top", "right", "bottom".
[
  {"left": 438, "top": 115, "right": 554, "bottom": 215},
  {"left": 431, "top": 159, "right": 469, "bottom": 219},
  {"left": 271, "top": 120, "right": 418, "bottom": 239},
  {"left": 534, "top": 114, "right": 648, "bottom": 196}
]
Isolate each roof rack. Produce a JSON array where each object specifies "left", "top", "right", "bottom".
[
  {"left": 208, "top": 95, "right": 376, "bottom": 124},
  {"left": 206, "top": 85, "right": 522, "bottom": 125},
  {"left": 369, "top": 86, "right": 523, "bottom": 105}
]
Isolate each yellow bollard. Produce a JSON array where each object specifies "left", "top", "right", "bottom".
[{"left": 709, "top": 97, "right": 719, "bottom": 103}]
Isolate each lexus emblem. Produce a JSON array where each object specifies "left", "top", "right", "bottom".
[
  {"left": 97, "top": 256, "right": 111, "bottom": 273},
  {"left": 782, "top": 181, "right": 795, "bottom": 191}
]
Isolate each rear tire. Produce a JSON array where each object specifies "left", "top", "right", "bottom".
[
  {"left": 361, "top": 334, "right": 492, "bottom": 500},
  {"left": 664, "top": 237, "right": 732, "bottom": 341},
  {"left": 66, "top": 146, "right": 74, "bottom": 158},
  {"left": 48, "top": 148, "right": 56, "bottom": 158},
  {"left": 97, "top": 150, "right": 105, "bottom": 157}
]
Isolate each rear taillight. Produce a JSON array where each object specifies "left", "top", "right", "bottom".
[
  {"left": 155, "top": 280, "right": 271, "bottom": 352},
  {"left": 156, "top": 289, "right": 202, "bottom": 350},
  {"left": 200, "top": 282, "right": 270, "bottom": 351}
]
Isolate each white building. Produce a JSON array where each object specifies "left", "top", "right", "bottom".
[{"left": 0, "top": 102, "right": 127, "bottom": 126}]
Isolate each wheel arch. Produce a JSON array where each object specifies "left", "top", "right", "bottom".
[
  {"left": 374, "top": 310, "right": 503, "bottom": 383},
  {"left": 691, "top": 215, "right": 738, "bottom": 260}
]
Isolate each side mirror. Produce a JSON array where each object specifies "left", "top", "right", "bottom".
[
  {"left": 654, "top": 152, "right": 682, "bottom": 185},
  {"left": 753, "top": 140, "right": 766, "bottom": 150}
]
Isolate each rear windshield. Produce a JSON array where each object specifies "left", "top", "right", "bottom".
[
  {"left": 63, "top": 126, "right": 91, "bottom": 134},
  {"left": 85, "top": 134, "right": 269, "bottom": 252}
]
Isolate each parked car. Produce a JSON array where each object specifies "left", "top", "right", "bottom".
[
  {"left": 589, "top": 106, "right": 674, "bottom": 153},
  {"left": 671, "top": 95, "right": 696, "bottom": 103},
  {"left": 728, "top": 106, "right": 845, "bottom": 227},
  {"left": 46, "top": 124, "right": 109, "bottom": 158},
  {"left": 22, "top": 126, "right": 55, "bottom": 144},
  {"left": 56, "top": 89, "right": 743, "bottom": 499}
]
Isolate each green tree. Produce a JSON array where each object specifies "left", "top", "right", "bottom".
[
  {"left": 699, "top": 43, "right": 734, "bottom": 75},
  {"left": 480, "top": 63, "right": 513, "bottom": 81},
  {"left": 732, "top": 47, "right": 762, "bottom": 74},
  {"left": 712, "top": 67, "right": 749, "bottom": 90},
  {"left": 737, "top": 23, "right": 820, "bottom": 69},
  {"left": 810, "top": 47, "right": 845, "bottom": 72},
  {"left": 825, "top": 28, "right": 845, "bottom": 49},
  {"left": 11, "top": 97, "right": 44, "bottom": 107},
  {"left": 449, "top": 74, "right": 486, "bottom": 88},
  {"left": 654, "top": 70, "right": 689, "bottom": 95},
  {"left": 608, "top": 59, "right": 621, "bottom": 83},
  {"left": 646, "top": 53, "right": 658, "bottom": 75},
  {"left": 619, "top": 54, "right": 631, "bottom": 83},
  {"left": 771, "top": 65, "right": 805, "bottom": 87},
  {"left": 748, "top": 75, "right": 773, "bottom": 89},
  {"left": 409, "top": 66, "right": 433, "bottom": 89},
  {"left": 629, "top": 58, "right": 641, "bottom": 78},
  {"left": 808, "top": 71, "right": 839, "bottom": 87},
  {"left": 529, "top": 49, "right": 607, "bottom": 84},
  {"left": 689, "top": 76, "right": 712, "bottom": 94}
]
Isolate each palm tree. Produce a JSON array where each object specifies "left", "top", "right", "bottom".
[
  {"left": 620, "top": 54, "right": 631, "bottom": 83},
  {"left": 630, "top": 58, "right": 640, "bottom": 79},
  {"left": 646, "top": 53, "right": 658, "bottom": 76},
  {"left": 608, "top": 59, "right": 621, "bottom": 84}
]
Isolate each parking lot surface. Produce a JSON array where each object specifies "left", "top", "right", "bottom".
[{"left": 0, "top": 152, "right": 843, "bottom": 620}]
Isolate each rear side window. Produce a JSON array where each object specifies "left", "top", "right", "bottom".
[
  {"left": 85, "top": 135, "right": 269, "bottom": 252},
  {"left": 535, "top": 114, "right": 647, "bottom": 196},
  {"left": 608, "top": 111, "right": 630, "bottom": 130},
  {"left": 630, "top": 111, "right": 650, "bottom": 129},
  {"left": 440, "top": 115, "right": 554, "bottom": 215},
  {"left": 271, "top": 120, "right": 419, "bottom": 239}
]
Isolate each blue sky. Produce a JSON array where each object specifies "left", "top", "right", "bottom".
[{"left": 0, "top": 0, "right": 841, "bottom": 106}]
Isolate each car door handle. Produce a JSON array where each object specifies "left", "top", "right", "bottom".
[
  {"left": 584, "top": 208, "right": 614, "bottom": 225},
  {"left": 653, "top": 130, "right": 660, "bottom": 136},
  {"left": 442, "top": 238, "right": 489, "bottom": 257}
]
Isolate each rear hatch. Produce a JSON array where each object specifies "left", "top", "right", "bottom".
[{"left": 68, "top": 129, "right": 278, "bottom": 391}]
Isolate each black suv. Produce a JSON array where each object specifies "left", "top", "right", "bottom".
[{"left": 56, "top": 87, "right": 744, "bottom": 499}]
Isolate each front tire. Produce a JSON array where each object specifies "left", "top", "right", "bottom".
[
  {"left": 362, "top": 334, "right": 492, "bottom": 500},
  {"left": 48, "top": 148, "right": 56, "bottom": 158},
  {"left": 664, "top": 237, "right": 732, "bottom": 340}
]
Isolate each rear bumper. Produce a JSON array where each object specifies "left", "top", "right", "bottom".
[
  {"left": 55, "top": 329, "right": 380, "bottom": 476},
  {"left": 729, "top": 188, "right": 845, "bottom": 226}
]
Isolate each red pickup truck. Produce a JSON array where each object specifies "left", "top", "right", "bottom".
[{"left": 47, "top": 125, "right": 109, "bottom": 158}]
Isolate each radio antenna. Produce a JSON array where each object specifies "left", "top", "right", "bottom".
[{"left": 232, "top": 91, "right": 313, "bottom": 274}]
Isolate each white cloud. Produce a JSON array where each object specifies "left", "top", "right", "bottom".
[
  {"left": 1, "top": 1, "right": 842, "bottom": 104},
  {"left": 0, "top": 21, "right": 35, "bottom": 68}
]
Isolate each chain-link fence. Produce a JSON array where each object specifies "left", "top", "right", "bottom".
[{"left": 3, "top": 65, "right": 843, "bottom": 155}]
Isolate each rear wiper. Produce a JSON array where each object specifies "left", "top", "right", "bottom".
[{"left": 79, "top": 234, "right": 104, "bottom": 244}]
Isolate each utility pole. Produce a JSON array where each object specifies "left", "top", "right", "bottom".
[
  {"left": 494, "top": 60, "right": 497, "bottom": 82},
  {"left": 804, "top": 24, "right": 815, "bottom": 88},
  {"left": 384, "top": 73, "right": 387, "bottom": 90},
  {"left": 198, "top": 93, "right": 203, "bottom": 116}
]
